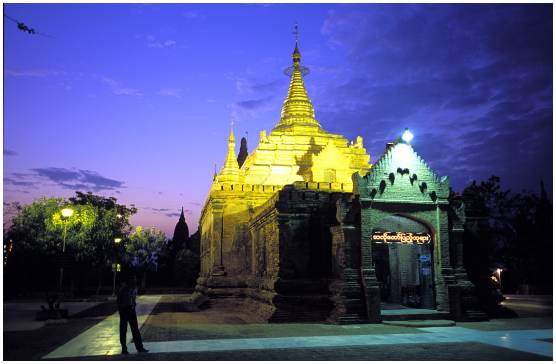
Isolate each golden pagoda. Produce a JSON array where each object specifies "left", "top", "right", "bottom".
[
  {"left": 195, "top": 29, "right": 485, "bottom": 324},
  {"left": 197, "top": 32, "right": 372, "bottom": 320},
  {"left": 215, "top": 38, "right": 371, "bottom": 189}
]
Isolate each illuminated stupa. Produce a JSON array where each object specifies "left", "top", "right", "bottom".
[{"left": 196, "top": 30, "right": 484, "bottom": 323}]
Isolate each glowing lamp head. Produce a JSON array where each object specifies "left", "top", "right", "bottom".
[
  {"left": 401, "top": 128, "right": 414, "bottom": 144},
  {"left": 114, "top": 238, "right": 122, "bottom": 244},
  {"left": 61, "top": 208, "right": 74, "bottom": 218}
]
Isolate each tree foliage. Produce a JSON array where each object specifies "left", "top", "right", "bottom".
[
  {"left": 461, "top": 176, "right": 552, "bottom": 299},
  {"left": 9, "top": 197, "right": 96, "bottom": 257},
  {"left": 5, "top": 192, "right": 138, "bottom": 294},
  {"left": 125, "top": 226, "right": 167, "bottom": 288},
  {"left": 68, "top": 192, "right": 137, "bottom": 267}
]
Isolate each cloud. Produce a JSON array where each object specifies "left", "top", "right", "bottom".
[
  {"left": 30, "top": 167, "right": 125, "bottom": 192},
  {"left": 230, "top": 96, "right": 274, "bottom": 120},
  {"left": 229, "top": 74, "right": 285, "bottom": 121},
  {"left": 4, "top": 69, "right": 65, "bottom": 77},
  {"left": 165, "top": 212, "right": 182, "bottom": 218},
  {"left": 140, "top": 206, "right": 192, "bottom": 218},
  {"left": 146, "top": 35, "right": 177, "bottom": 48},
  {"left": 4, "top": 149, "right": 17, "bottom": 156},
  {"left": 235, "top": 78, "right": 283, "bottom": 94},
  {"left": 4, "top": 177, "right": 37, "bottom": 187},
  {"left": 234, "top": 97, "right": 273, "bottom": 111},
  {"left": 183, "top": 10, "right": 205, "bottom": 20},
  {"left": 100, "top": 76, "right": 143, "bottom": 98},
  {"left": 317, "top": 4, "right": 552, "bottom": 194},
  {"left": 157, "top": 88, "right": 182, "bottom": 98}
]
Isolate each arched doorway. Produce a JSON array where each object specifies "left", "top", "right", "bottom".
[{"left": 371, "top": 215, "right": 434, "bottom": 309}]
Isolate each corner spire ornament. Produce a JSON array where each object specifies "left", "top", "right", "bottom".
[{"left": 219, "top": 119, "right": 240, "bottom": 182}]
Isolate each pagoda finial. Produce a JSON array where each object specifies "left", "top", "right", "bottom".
[
  {"left": 275, "top": 22, "right": 320, "bottom": 132},
  {"left": 292, "top": 21, "right": 300, "bottom": 64}
]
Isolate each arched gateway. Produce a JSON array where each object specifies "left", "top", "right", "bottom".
[{"left": 329, "top": 141, "right": 486, "bottom": 323}]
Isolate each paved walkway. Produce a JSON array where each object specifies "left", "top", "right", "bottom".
[
  {"left": 138, "top": 328, "right": 552, "bottom": 359},
  {"left": 40, "top": 294, "right": 552, "bottom": 360},
  {"left": 43, "top": 295, "right": 161, "bottom": 359},
  {"left": 4, "top": 301, "right": 102, "bottom": 332}
]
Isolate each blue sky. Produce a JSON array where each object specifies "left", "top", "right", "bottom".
[{"left": 3, "top": 4, "right": 552, "bottom": 236}]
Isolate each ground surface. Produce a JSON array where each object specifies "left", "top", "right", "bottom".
[{"left": 3, "top": 294, "right": 553, "bottom": 361}]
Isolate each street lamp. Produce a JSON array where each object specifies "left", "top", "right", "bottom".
[
  {"left": 401, "top": 128, "right": 414, "bottom": 144},
  {"left": 58, "top": 208, "right": 74, "bottom": 294},
  {"left": 112, "top": 237, "right": 122, "bottom": 296}
]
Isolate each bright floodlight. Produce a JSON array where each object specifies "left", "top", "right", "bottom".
[
  {"left": 402, "top": 128, "right": 414, "bottom": 143},
  {"left": 114, "top": 238, "right": 122, "bottom": 243},
  {"left": 61, "top": 208, "right": 74, "bottom": 218}
]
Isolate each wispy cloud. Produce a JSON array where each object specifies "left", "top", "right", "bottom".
[
  {"left": 100, "top": 76, "right": 143, "bottom": 98},
  {"left": 4, "top": 148, "right": 17, "bottom": 156},
  {"left": 4, "top": 177, "right": 37, "bottom": 187},
  {"left": 141, "top": 206, "right": 192, "bottom": 218},
  {"left": 183, "top": 10, "right": 205, "bottom": 20},
  {"left": 317, "top": 4, "right": 552, "bottom": 193},
  {"left": 234, "top": 96, "right": 273, "bottom": 111},
  {"left": 146, "top": 35, "right": 177, "bottom": 49},
  {"left": 4, "top": 69, "right": 65, "bottom": 78},
  {"left": 157, "top": 88, "right": 182, "bottom": 98},
  {"left": 235, "top": 78, "right": 282, "bottom": 94},
  {"left": 230, "top": 96, "right": 274, "bottom": 120},
  {"left": 21, "top": 167, "right": 126, "bottom": 192}
]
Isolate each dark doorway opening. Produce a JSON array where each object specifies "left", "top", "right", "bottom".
[{"left": 371, "top": 215, "right": 435, "bottom": 309}]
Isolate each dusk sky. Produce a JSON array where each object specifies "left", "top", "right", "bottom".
[{"left": 3, "top": 3, "right": 552, "bottom": 236}]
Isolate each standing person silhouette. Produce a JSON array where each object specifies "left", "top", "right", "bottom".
[{"left": 117, "top": 275, "right": 149, "bottom": 355}]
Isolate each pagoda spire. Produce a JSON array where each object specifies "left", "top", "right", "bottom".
[
  {"left": 172, "top": 206, "right": 189, "bottom": 250},
  {"left": 218, "top": 122, "right": 240, "bottom": 182},
  {"left": 274, "top": 23, "right": 321, "bottom": 131}
]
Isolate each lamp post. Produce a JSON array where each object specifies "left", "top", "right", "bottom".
[
  {"left": 58, "top": 208, "right": 74, "bottom": 294},
  {"left": 112, "top": 238, "right": 122, "bottom": 296},
  {"left": 401, "top": 128, "right": 414, "bottom": 144},
  {"left": 497, "top": 268, "right": 503, "bottom": 292}
]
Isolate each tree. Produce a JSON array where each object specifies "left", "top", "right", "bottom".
[
  {"left": 173, "top": 248, "right": 200, "bottom": 287},
  {"left": 8, "top": 197, "right": 96, "bottom": 257},
  {"left": 6, "top": 197, "right": 96, "bottom": 294},
  {"left": 69, "top": 192, "right": 137, "bottom": 293},
  {"left": 5, "top": 192, "right": 137, "bottom": 295},
  {"left": 461, "top": 176, "right": 553, "bottom": 313},
  {"left": 125, "top": 226, "right": 167, "bottom": 289}
]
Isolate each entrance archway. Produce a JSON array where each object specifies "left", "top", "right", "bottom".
[{"left": 371, "top": 215, "right": 434, "bottom": 309}]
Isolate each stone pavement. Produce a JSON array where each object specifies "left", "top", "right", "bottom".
[
  {"left": 43, "top": 295, "right": 161, "bottom": 359},
  {"left": 38, "top": 294, "right": 553, "bottom": 361},
  {"left": 3, "top": 300, "right": 102, "bottom": 332},
  {"left": 135, "top": 327, "right": 553, "bottom": 358}
]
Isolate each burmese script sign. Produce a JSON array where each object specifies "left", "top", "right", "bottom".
[{"left": 372, "top": 231, "right": 431, "bottom": 245}]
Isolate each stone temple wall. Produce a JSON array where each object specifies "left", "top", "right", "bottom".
[
  {"left": 197, "top": 180, "right": 352, "bottom": 321},
  {"left": 196, "top": 142, "right": 486, "bottom": 322}
]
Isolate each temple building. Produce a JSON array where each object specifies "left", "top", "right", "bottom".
[{"left": 196, "top": 36, "right": 484, "bottom": 323}]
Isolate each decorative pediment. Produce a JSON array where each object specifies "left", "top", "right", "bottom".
[
  {"left": 311, "top": 140, "right": 352, "bottom": 184},
  {"left": 354, "top": 142, "right": 450, "bottom": 203}
]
